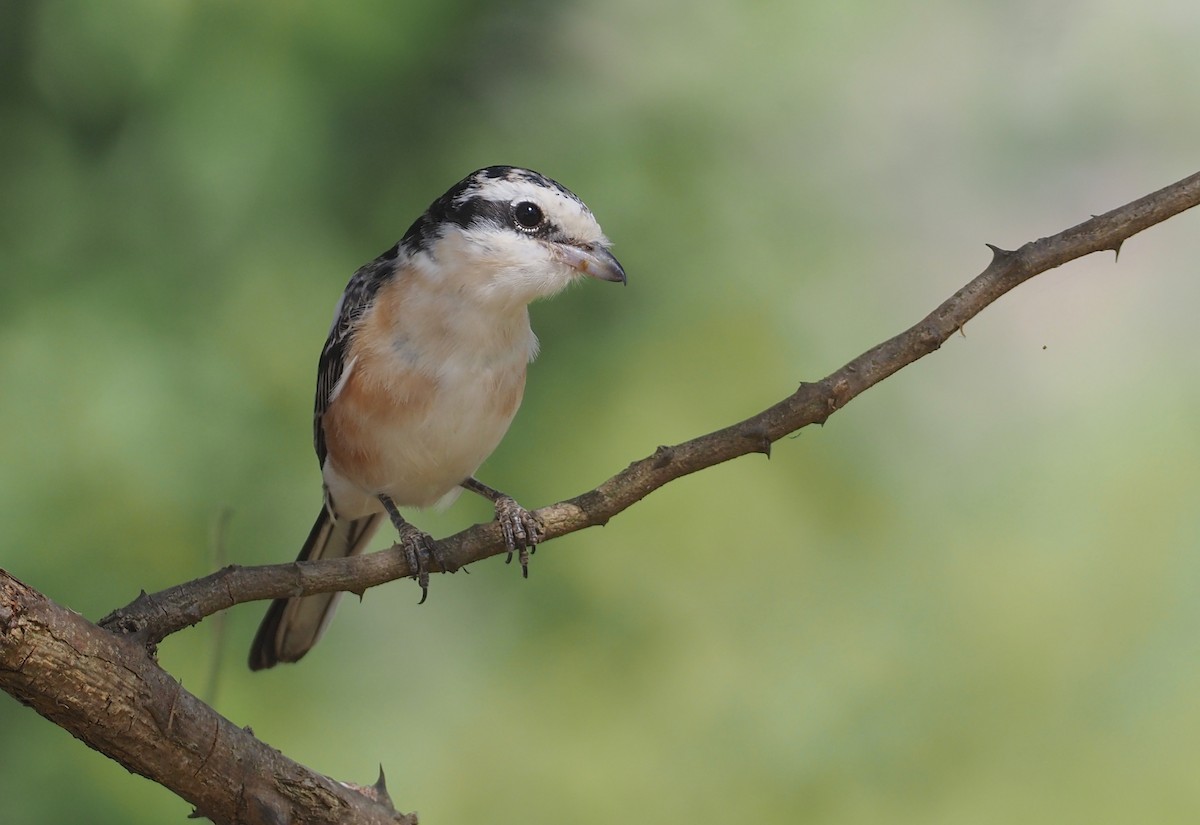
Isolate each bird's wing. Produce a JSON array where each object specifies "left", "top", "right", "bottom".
[{"left": 314, "top": 247, "right": 403, "bottom": 467}]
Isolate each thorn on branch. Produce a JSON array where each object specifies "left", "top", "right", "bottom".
[
  {"left": 741, "top": 423, "right": 772, "bottom": 458},
  {"left": 1112, "top": 239, "right": 1124, "bottom": 261},
  {"left": 790, "top": 379, "right": 817, "bottom": 406},
  {"left": 759, "top": 434, "right": 773, "bottom": 459},
  {"left": 337, "top": 765, "right": 402, "bottom": 812},
  {"left": 985, "top": 243, "right": 1014, "bottom": 263},
  {"left": 374, "top": 766, "right": 392, "bottom": 804}
]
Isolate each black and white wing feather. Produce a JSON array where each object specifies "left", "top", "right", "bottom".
[{"left": 313, "top": 246, "right": 402, "bottom": 467}]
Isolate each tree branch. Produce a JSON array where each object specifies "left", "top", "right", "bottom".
[
  {"left": 0, "top": 571, "right": 414, "bottom": 824},
  {"left": 100, "top": 169, "right": 1200, "bottom": 647},
  {"left": 2, "top": 170, "right": 1198, "bottom": 824}
]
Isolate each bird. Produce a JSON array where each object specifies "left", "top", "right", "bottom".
[{"left": 248, "top": 166, "right": 625, "bottom": 670}]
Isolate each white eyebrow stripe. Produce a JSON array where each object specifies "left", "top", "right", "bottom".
[{"left": 462, "top": 178, "right": 586, "bottom": 212}]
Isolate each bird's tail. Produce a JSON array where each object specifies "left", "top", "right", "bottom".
[{"left": 248, "top": 508, "right": 384, "bottom": 670}]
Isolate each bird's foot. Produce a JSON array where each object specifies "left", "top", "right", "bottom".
[
  {"left": 395, "top": 522, "right": 443, "bottom": 604},
  {"left": 494, "top": 496, "right": 545, "bottom": 577},
  {"left": 379, "top": 494, "right": 443, "bottom": 604}
]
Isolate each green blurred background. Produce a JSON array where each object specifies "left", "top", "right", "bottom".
[{"left": 3, "top": 1, "right": 1199, "bottom": 823}]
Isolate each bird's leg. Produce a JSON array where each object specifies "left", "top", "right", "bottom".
[
  {"left": 378, "top": 494, "right": 442, "bottom": 604},
  {"left": 461, "top": 477, "right": 545, "bottom": 577}
]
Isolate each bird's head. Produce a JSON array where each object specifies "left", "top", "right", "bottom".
[{"left": 400, "top": 166, "right": 626, "bottom": 307}]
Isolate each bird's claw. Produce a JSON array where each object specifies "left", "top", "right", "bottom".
[
  {"left": 495, "top": 496, "right": 544, "bottom": 577},
  {"left": 396, "top": 523, "right": 442, "bottom": 604}
]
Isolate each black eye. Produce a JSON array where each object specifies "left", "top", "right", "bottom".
[{"left": 513, "top": 201, "right": 544, "bottom": 231}]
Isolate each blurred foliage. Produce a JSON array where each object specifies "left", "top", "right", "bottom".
[{"left": 3, "top": 1, "right": 1200, "bottom": 823}]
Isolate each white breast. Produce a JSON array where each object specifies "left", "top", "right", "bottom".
[{"left": 320, "top": 279, "right": 535, "bottom": 518}]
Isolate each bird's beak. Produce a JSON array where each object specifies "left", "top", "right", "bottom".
[{"left": 559, "top": 243, "right": 627, "bottom": 285}]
